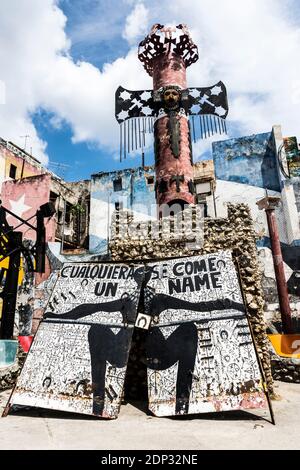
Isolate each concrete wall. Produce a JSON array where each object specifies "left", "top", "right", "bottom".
[
  {"left": 212, "top": 127, "right": 300, "bottom": 330},
  {"left": 1, "top": 173, "right": 55, "bottom": 241},
  {"left": 212, "top": 131, "right": 281, "bottom": 191},
  {"left": 89, "top": 166, "right": 156, "bottom": 254},
  {"left": 0, "top": 139, "right": 45, "bottom": 187}
]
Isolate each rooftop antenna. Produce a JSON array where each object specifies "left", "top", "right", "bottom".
[
  {"left": 48, "top": 161, "right": 71, "bottom": 178},
  {"left": 20, "top": 135, "right": 30, "bottom": 152}
]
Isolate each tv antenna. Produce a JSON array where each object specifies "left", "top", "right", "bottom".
[
  {"left": 20, "top": 135, "right": 30, "bottom": 152},
  {"left": 48, "top": 161, "right": 71, "bottom": 178}
]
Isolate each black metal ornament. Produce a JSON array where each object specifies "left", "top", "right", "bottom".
[{"left": 115, "top": 80, "right": 229, "bottom": 161}]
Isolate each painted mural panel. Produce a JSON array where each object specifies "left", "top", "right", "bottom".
[
  {"left": 212, "top": 132, "right": 281, "bottom": 191},
  {"left": 284, "top": 136, "right": 300, "bottom": 178},
  {"left": 144, "top": 251, "right": 267, "bottom": 416},
  {"left": 11, "top": 262, "right": 143, "bottom": 418}
]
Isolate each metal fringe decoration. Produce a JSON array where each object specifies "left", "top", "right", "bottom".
[
  {"left": 119, "top": 117, "right": 155, "bottom": 161},
  {"left": 120, "top": 122, "right": 123, "bottom": 162},
  {"left": 124, "top": 121, "right": 127, "bottom": 160},
  {"left": 186, "top": 115, "right": 228, "bottom": 144},
  {"left": 118, "top": 114, "right": 227, "bottom": 160}
]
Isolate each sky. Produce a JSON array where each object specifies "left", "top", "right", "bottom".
[{"left": 0, "top": 0, "right": 300, "bottom": 181}]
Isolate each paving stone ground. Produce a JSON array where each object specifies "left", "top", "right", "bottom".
[{"left": 0, "top": 381, "right": 299, "bottom": 450}]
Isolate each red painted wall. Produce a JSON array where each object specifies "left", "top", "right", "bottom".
[{"left": 1, "top": 173, "right": 56, "bottom": 242}]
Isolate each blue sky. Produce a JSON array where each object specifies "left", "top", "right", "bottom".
[
  {"left": 33, "top": 0, "right": 147, "bottom": 180},
  {"left": 1, "top": 0, "right": 300, "bottom": 181}
]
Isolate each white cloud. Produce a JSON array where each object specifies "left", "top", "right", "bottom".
[
  {"left": 0, "top": 0, "right": 300, "bottom": 168},
  {"left": 156, "top": 0, "right": 300, "bottom": 139},
  {"left": 122, "top": 2, "right": 149, "bottom": 44},
  {"left": 0, "top": 0, "right": 68, "bottom": 163}
]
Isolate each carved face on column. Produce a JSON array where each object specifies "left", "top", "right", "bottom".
[{"left": 163, "top": 87, "right": 180, "bottom": 110}]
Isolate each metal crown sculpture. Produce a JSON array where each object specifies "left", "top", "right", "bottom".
[{"left": 115, "top": 23, "right": 229, "bottom": 207}]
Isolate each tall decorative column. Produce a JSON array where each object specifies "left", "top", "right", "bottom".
[
  {"left": 138, "top": 24, "right": 198, "bottom": 208},
  {"left": 257, "top": 196, "right": 293, "bottom": 334},
  {"left": 115, "top": 23, "right": 228, "bottom": 211}
]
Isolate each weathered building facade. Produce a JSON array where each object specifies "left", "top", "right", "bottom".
[
  {"left": 0, "top": 125, "right": 299, "bottom": 384},
  {"left": 0, "top": 138, "right": 90, "bottom": 335},
  {"left": 89, "top": 166, "right": 156, "bottom": 255},
  {"left": 212, "top": 125, "right": 300, "bottom": 330}
]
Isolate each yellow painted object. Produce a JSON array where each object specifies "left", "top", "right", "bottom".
[
  {"left": 268, "top": 334, "right": 300, "bottom": 359},
  {"left": 0, "top": 257, "right": 25, "bottom": 319},
  {"left": 0, "top": 257, "right": 24, "bottom": 285}
]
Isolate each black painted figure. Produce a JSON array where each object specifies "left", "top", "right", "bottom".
[
  {"left": 45, "top": 266, "right": 144, "bottom": 415},
  {"left": 143, "top": 266, "right": 245, "bottom": 414},
  {"left": 44, "top": 263, "right": 245, "bottom": 416}
]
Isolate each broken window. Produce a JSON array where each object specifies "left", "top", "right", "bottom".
[
  {"left": 9, "top": 164, "right": 17, "bottom": 179},
  {"left": 147, "top": 176, "right": 154, "bottom": 185},
  {"left": 113, "top": 178, "right": 122, "bottom": 192},
  {"left": 50, "top": 191, "right": 59, "bottom": 207},
  {"left": 115, "top": 202, "right": 123, "bottom": 211},
  {"left": 65, "top": 202, "right": 72, "bottom": 224}
]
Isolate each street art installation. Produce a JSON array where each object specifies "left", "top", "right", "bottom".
[
  {"left": 115, "top": 24, "right": 229, "bottom": 207},
  {"left": 10, "top": 262, "right": 144, "bottom": 418},
  {"left": 9, "top": 252, "right": 269, "bottom": 419},
  {"left": 143, "top": 251, "right": 267, "bottom": 416},
  {"left": 283, "top": 136, "right": 300, "bottom": 178}
]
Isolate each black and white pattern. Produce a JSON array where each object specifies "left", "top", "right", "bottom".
[
  {"left": 144, "top": 251, "right": 267, "bottom": 417},
  {"left": 115, "top": 81, "right": 229, "bottom": 160},
  {"left": 11, "top": 262, "right": 144, "bottom": 419},
  {"left": 10, "top": 254, "right": 265, "bottom": 420},
  {"left": 138, "top": 24, "right": 199, "bottom": 77},
  {"left": 115, "top": 86, "right": 154, "bottom": 123},
  {"left": 188, "top": 81, "right": 229, "bottom": 141}
]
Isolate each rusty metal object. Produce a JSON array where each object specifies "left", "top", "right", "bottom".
[
  {"left": 144, "top": 252, "right": 268, "bottom": 417},
  {"left": 257, "top": 196, "right": 293, "bottom": 334},
  {"left": 9, "top": 262, "right": 143, "bottom": 419},
  {"left": 138, "top": 24, "right": 199, "bottom": 77}
]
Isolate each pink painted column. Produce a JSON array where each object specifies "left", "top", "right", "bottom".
[
  {"left": 138, "top": 25, "right": 199, "bottom": 209},
  {"left": 257, "top": 196, "right": 293, "bottom": 334}
]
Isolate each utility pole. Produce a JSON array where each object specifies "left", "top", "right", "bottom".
[{"left": 257, "top": 195, "right": 293, "bottom": 334}]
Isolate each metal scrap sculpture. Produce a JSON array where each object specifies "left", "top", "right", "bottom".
[{"left": 115, "top": 24, "right": 229, "bottom": 207}]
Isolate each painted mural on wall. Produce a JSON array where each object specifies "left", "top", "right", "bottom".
[
  {"left": 212, "top": 132, "right": 281, "bottom": 191},
  {"left": 89, "top": 167, "right": 156, "bottom": 255},
  {"left": 1, "top": 174, "right": 55, "bottom": 241},
  {"left": 11, "top": 262, "right": 143, "bottom": 418},
  {"left": 143, "top": 251, "right": 267, "bottom": 416},
  {"left": 284, "top": 137, "right": 300, "bottom": 178}
]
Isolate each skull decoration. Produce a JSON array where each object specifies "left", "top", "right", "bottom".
[{"left": 163, "top": 87, "right": 181, "bottom": 110}]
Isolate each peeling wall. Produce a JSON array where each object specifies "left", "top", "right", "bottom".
[
  {"left": 0, "top": 139, "right": 46, "bottom": 184},
  {"left": 1, "top": 173, "right": 55, "bottom": 241},
  {"left": 89, "top": 166, "right": 156, "bottom": 255},
  {"left": 212, "top": 131, "right": 281, "bottom": 191},
  {"left": 212, "top": 128, "right": 300, "bottom": 328}
]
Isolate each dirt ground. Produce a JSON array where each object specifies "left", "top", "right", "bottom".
[{"left": 0, "top": 381, "right": 299, "bottom": 450}]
